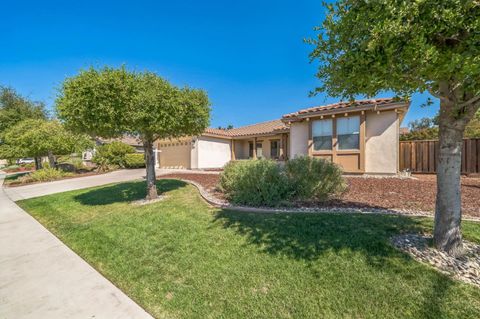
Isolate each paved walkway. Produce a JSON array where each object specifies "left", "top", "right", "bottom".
[
  {"left": 4, "top": 169, "right": 148, "bottom": 201},
  {"left": 0, "top": 171, "right": 156, "bottom": 319}
]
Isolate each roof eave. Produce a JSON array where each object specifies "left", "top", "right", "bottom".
[{"left": 282, "top": 101, "right": 410, "bottom": 122}]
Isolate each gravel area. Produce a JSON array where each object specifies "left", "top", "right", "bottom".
[
  {"left": 157, "top": 172, "right": 480, "bottom": 218},
  {"left": 391, "top": 234, "right": 480, "bottom": 288}
]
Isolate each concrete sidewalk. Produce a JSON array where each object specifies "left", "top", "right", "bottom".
[
  {"left": 4, "top": 169, "right": 147, "bottom": 201},
  {"left": 0, "top": 172, "right": 154, "bottom": 319}
]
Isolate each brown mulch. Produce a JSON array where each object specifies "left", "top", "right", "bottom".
[{"left": 157, "top": 173, "right": 480, "bottom": 218}]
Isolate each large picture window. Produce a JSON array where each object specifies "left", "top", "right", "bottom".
[
  {"left": 312, "top": 119, "right": 332, "bottom": 151},
  {"left": 337, "top": 116, "right": 360, "bottom": 150}
]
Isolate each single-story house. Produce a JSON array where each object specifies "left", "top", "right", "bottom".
[
  {"left": 282, "top": 98, "right": 409, "bottom": 174},
  {"left": 155, "top": 97, "right": 409, "bottom": 174},
  {"left": 157, "top": 120, "right": 290, "bottom": 169}
]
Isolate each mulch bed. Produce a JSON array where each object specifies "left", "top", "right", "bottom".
[{"left": 157, "top": 173, "right": 480, "bottom": 218}]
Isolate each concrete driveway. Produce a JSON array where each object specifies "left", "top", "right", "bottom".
[{"left": 0, "top": 169, "right": 168, "bottom": 319}]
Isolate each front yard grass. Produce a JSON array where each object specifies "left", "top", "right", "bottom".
[{"left": 18, "top": 180, "right": 480, "bottom": 319}]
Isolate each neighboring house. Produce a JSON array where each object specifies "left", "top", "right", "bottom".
[
  {"left": 399, "top": 127, "right": 410, "bottom": 135},
  {"left": 157, "top": 97, "right": 409, "bottom": 174},
  {"left": 157, "top": 120, "right": 289, "bottom": 169},
  {"left": 283, "top": 98, "right": 409, "bottom": 174},
  {"left": 82, "top": 136, "right": 147, "bottom": 163}
]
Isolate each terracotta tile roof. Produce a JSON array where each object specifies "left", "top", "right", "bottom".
[
  {"left": 205, "top": 119, "right": 288, "bottom": 138},
  {"left": 99, "top": 135, "right": 143, "bottom": 146},
  {"left": 282, "top": 98, "right": 408, "bottom": 120}
]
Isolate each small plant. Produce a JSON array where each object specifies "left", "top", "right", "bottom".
[
  {"left": 93, "top": 141, "right": 135, "bottom": 168},
  {"left": 285, "top": 156, "right": 347, "bottom": 202},
  {"left": 219, "top": 160, "right": 290, "bottom": 207},
  {"left": 124, "top": 153, "right": 146, "bottom": 168}
]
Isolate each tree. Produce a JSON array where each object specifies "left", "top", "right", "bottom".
[
  {"left": 0, "top": 119, "right": 93, "bottom": 168},
  {"left": 56, "top": 66, "right": 211, "bottom": 200},
  {"left": 0, "top": 86, "right": 48, "bottom": 166},
  {"left": 309, "top": 0, "right": 480, "bottom": 255},
  {"left": 0, "top": 86, "right": 47, "bottom": 134}
]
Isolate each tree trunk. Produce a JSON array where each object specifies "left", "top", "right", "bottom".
[
  {"left": 144, "top": 140, "right": 158, "bottom": 200},
  {"left": 34, "top": 157, "right": 43, "bottom": 170},
  {"left": 47, "top": 151, "right": 56, "bottom": 168},
  {"left": 434, "top": 100, "right": 465, "bottom": 256}
]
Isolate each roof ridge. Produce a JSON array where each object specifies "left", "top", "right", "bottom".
[{"left": 228, "top": 119, "right": 282, "bottom": 131}]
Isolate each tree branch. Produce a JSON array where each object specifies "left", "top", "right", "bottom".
[{"left": 458, "top": 95, "right": 480, "bottom": 108}]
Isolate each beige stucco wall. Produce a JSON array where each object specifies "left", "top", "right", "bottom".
[
  {"left": 190, "top": 138, "right": 199, "bottom": 169},
  {"left": 289, "top": 121, "right": 309, "bottom": 159},
  {"left": 197, "top": 136, "right": 232, "bottom": 169},
  {"left": 365, "top": 110, "right": 399, "bottom": 174},
  {"left": 234, "top": 140, "right": 246, "bottom": 159}
]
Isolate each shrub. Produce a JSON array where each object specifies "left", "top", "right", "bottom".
[
  {"left": 218, "top": 157, "right": 347, "bottom": 207},
  {"left": 124, "top": 153, "right": 145, "bottom": 168},
  {"left": 219, "top": 160, "right": 290, "bottom": 207},
  {"left": 285, "top": 156, "right": 346, "bottom": 202},
  {"left": 19, "top": 168, "right": 72, "bottom": 184},
  {"left": 93, "top": 141, "right": 135, "bottom": 168}
]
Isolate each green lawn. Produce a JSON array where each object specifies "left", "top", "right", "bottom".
[{"left": 18, "top": 180, "right": 480, "bottom": 319}]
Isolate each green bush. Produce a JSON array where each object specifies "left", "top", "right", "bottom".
[
  {"left": 218, "top": 157, "right": 347, "bottom": 207},
  {"left": 93, "top": 141, "right": 135, "bottom": 168},
  {"left": 219, "top": 160, "right": 290, "bottom": 207},
  {"left": 19, "top": 168, "right": 73, "bottom": 184},
  {"left": 124, "top": 153, "right": 145, "bottom": 168},
  {"left": 285, "top": 156, "right": 347, "bottom": 202}
]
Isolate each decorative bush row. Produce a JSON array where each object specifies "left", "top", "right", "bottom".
[
  {"left": 18, "top": 168, "right": 73, "bottom": 184},
  {"left": 92, "top": 141, "right": 144, "bottom": 171},
  {"left": 219, "top": 156, "right": 346, "bottom": 207},
  {"left": 124, "top": 153, "right": 146, "bottom": 168}
]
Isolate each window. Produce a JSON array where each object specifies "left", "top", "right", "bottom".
[
  {"left": 249, "top": 142, "right": 254, "bottom": 158},
  {"left": 337, "top": 116, "right": 360, "bottom": 150},
  {"left": 256, "top": 142, "right": 263, "bottom": 158},
  {"left": 312, "top": 119, "right": 333, "bottom": 151},
  {"left": 270, "top": 140, "right": 279, "bottom": 159}
]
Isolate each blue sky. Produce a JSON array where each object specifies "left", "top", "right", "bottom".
[{"left": 1, "top": 0, "right": 438, "bottom": 128}]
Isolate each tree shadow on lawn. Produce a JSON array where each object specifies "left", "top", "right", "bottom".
[
  {"left": 212, "top": 209, "right": 425, "bottom": 265},
  {"left": 212, "top": 210, "right": 463, "bottom": 315},
  {"left": 74, "top": 179, "right": 188, "bottom": 206}
]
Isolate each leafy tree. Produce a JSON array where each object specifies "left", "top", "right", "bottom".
[
  {"left": 56, "top": 66, "right": 211, "bottom": 200},
  {"left": 401, "top": 110, "right": 480, "bottom": 141},
  {"left": 0, "top": 119, "right": 93, "bottom": 168},
  {"left": 0, "top": 86, "right": 47, "bottom": 134},
  {"left": 309, "top": 0, "right": 480, "bottom": 255}
]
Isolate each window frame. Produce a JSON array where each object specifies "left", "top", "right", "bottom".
[
  {"left": 270, "top": 140, "right": 280, "bottom": 159},
  {"left": 312, "top": 118, "right": 333, "bottom": 152},
  {"left": 336, "top": 115, "right": 360, "bottom": 151}
]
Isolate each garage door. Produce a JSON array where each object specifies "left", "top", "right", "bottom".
[{"left": 158, "top": 141, "right": 192, "bottom": 169}]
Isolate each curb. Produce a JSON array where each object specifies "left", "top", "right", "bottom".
[{"left": 169, "top": 178, "right": 480, "bottom": 223}]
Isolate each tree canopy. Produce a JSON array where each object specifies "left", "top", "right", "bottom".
[
  {"left": 0, "top": 86, "right": 47, "bottom": 134},
  {"left": 56, "top": 66, "right": 211, "bottom": 199},
  {"left": 56, "top": 66, "right": 211, "bottom": 141},
  {"left": 401, "top": 110, "right": 480, "bottom": 141},
  {"left": 0, "top": 119, "right": 93, "bottom": 160},
  {"left": 309, "top": 0, "right": 480, "bottom": 103}
]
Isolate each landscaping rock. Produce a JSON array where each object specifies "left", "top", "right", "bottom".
[{"left": 391, "top": 234, "right": 480, "bottom": 288}]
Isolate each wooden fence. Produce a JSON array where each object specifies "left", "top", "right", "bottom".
[{"left": 399, "top": 138, "right": 480, "bottom": 174}]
